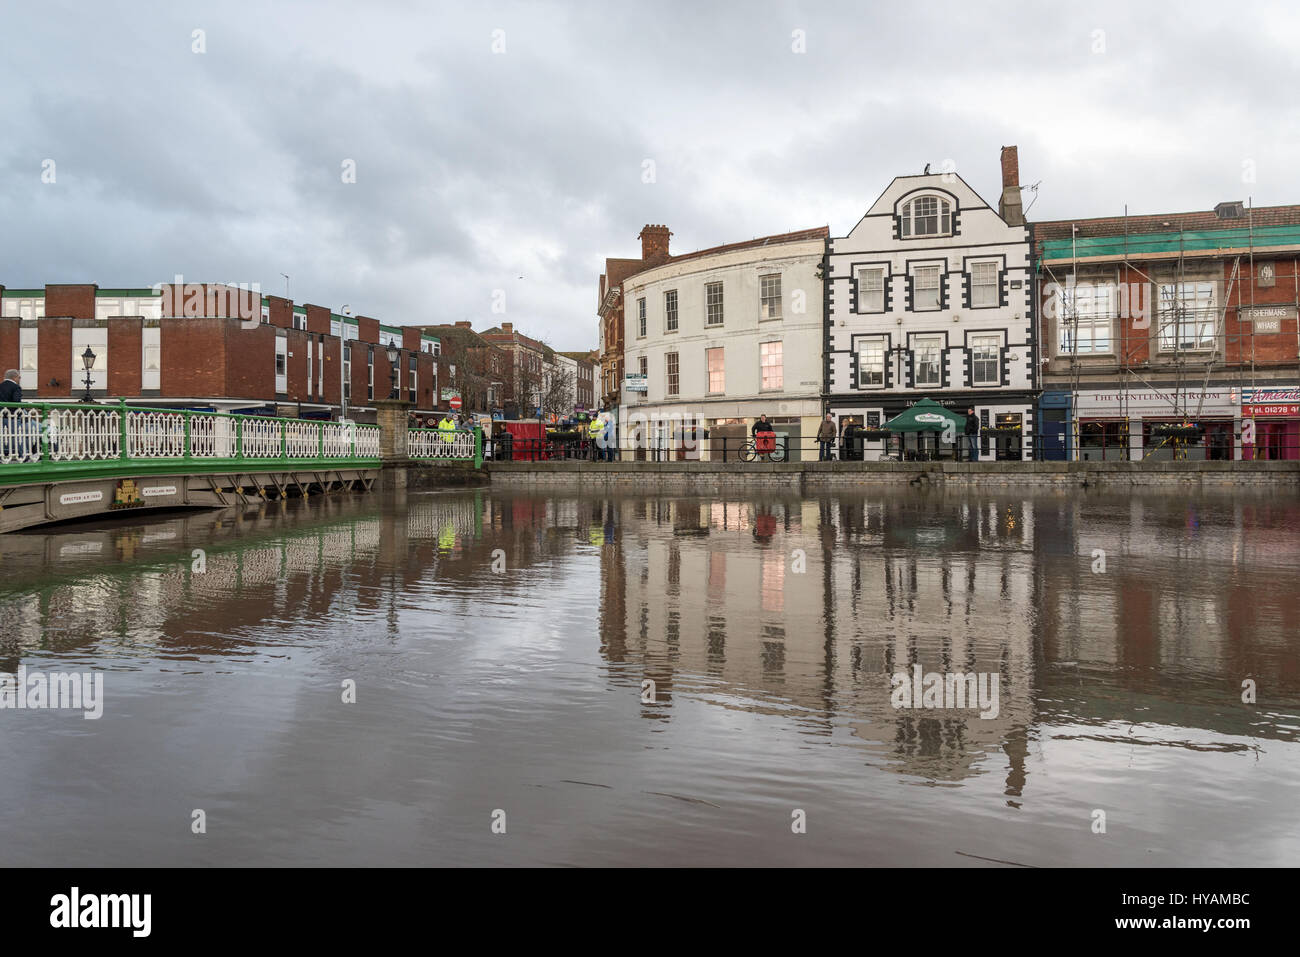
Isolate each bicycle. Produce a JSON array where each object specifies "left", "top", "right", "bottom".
[{"left": 739, "top": 433, "right": 785, "bottom": 463}]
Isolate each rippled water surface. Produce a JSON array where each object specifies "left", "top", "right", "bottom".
[{"left": 1, "top": 487, "right": 1298, "bottom": 866}]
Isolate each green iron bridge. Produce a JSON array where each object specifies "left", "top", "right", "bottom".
[{"left": 0, "top": 401, "right": 481, "bottom": 532}]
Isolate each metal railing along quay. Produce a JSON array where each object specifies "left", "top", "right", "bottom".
[
  {"left": 481, "top": 428, "right": 1300, "bottom": 465},
  {"left": 0, "top": 401, "right": 481, "bottom": 484}
]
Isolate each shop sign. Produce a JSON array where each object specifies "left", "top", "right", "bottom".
[
  {"left": 1240, "top": 305, "right": 1294, "bottom": 334},
  {"left": 1077, "top": 389, "right": 1236, "bottom": 417}
]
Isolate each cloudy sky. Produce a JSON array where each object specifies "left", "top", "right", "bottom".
[{"left": 2, "top": 0, "right": 1297, "bottom": 350}]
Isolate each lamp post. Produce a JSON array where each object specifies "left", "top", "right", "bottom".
[
  {"left": 386, "top": 341, "right": 400, "bottom": 399},
  {"left": 449, "top": 363, "right": 456, "bottom": 413},
  {"left": 80, "top": 346, "right": 97, "bottom": 403}
]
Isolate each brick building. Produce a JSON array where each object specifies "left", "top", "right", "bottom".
[
  {"left": 1033, "top": 203, "right": 1300, "bottom": 459},
  {"left": 419, "top": 321, "right": 511, "bottom": 415},
  {"left": 598, "top": 226, "right": 669, "bottom": 409},
  {"left": 557, "top": 350, "right": 596, "bottom": 412},
  {"left": 0, "top": 283, "right": 440, "bottom": 421},
  {"left": 480, "top": 322, "right": 552, "bottom": 419}
]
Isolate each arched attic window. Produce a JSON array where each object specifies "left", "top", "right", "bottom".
[{"left": 900, "top": 195, "right": 952, "bottom": 238}]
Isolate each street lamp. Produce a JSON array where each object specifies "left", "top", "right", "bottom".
[
  {"left": 386, "top": 341, "right": 400, "bottom": 399},
  {"left": 80, "top": 346, "right": 96, "bottom": 403},
  {"left": 449, "top": 363, "right": 456, "bottom": 411}
]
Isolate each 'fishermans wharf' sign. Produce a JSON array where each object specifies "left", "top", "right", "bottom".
[{"left": 1239, "top": 305, "right": 1295, "bottom": 334}]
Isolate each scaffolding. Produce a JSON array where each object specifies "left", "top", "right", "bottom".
[{"left": 1041, "top": 200, "right": 1300, "bottom": 461}]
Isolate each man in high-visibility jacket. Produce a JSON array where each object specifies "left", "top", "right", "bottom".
[
  {"left": 587, "top": 413, "right": 604, "bottom": 461},
  {"left": 438, "top": 414, "right": 456, "bottom": 443}
]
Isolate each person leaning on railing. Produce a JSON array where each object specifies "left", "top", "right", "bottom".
[
  {"left": 0, "top": 370, "right": 21, "bottom": 460},
  {"left": 588, "top": 413, "right": 604, "bottom": 463}
]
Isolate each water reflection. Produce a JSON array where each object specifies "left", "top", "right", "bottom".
[{"left": 1, "top": 487, "right": 1297, "bottom": 865}]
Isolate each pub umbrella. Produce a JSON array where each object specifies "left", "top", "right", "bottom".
[
  {"left": 883, "top": 398, "right": 965, "bottom": 433},
  {"left": 884, "top": 398, "right": 965, "bottom": 458}
]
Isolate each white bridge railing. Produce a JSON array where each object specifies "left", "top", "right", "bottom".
[
  {"left": 0, "top": 401, "right": 385, "bottom": 468},
  {"left": 408, "top": 427, "right": 477, "bottom": 461}
]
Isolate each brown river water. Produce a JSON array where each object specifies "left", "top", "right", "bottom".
[{"left": 0, "top": 486, "right": 1297, "bottom": 866}]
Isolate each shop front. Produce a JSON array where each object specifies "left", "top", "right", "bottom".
[
  {"left": 1241, "top": 386, "right": 1300, "bottom": 460},
  {"left": 1074, "top": 387, "right": 1239, "bottom": 461},
  {"left": 827, "top": 393, "right": 1035, "bottom": 462}
]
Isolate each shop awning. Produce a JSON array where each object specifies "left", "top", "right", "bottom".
[{"left": 884, "top": 398, "right": 965, "bottom": 433}]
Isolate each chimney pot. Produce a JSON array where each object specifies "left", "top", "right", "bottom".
[
  {"left": 1000, "top": 145, "right": 1019, "bottom": 189},
  {"left": 998, "top": 146, "right": 1024, "bottom": 227},
  {"left": 639, "top": 224, "right": 672, "bottom": 263}
]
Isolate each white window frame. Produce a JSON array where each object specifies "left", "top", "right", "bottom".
[
  {"left": 665, "top": 289, "right": 678, "bottom": 333},
  {"left": 142, "top": 327, "right": 161, "bottom": 390},
  {"left": 19, "top": 328, "right": 38, "bottom": 390},
  {"left": 912, "top": 335, "right": 943, "bottom": 387},
  {"left": 857, "top": 267, "right": 886, "bottom": 314},
  {"left": 665, "top": 352, "right": 679, "bottom": 397},
  {"left": 275, "top": 338, "right": 288, "bottom": 393},
  {"left": 1056, "top": 280, "right": 1116, "bottom": 356},
  {"left": 71, "top": 329, "right": 109, "bottom": 391},
  {"left": 970, "top": 262, "right": 999, "bottom": 308},
  {"left": 706, "top": 346, "right": 725, "bottom": 394},
  {"left": 901, "top": 195, "right": 953, "bottom": 238},
  {"left": 2, "top": 298, "right": 45, "bottom": 320},
  {"left": 705, "top": 281, "right": 724, "bottom": 326},
  {"left": 1158, "top": 281, "right": 1217, "bottom": 352},
  {"left": 760, "top": 274, "right": 782, "bottom": 321},
  {"left": 637, "top": 297, "right": 647, "bottom": 338},
  {"left": 858, "top": 336, "right": 886, "bottom": 388},
  {"left": 913, "top": 265, "right": 942, "bottom": 312},
  {"left": 760, "top": 340, "right": 783, "bottom": 391},
  {"left": 970, "top": 335, "right": 1001, "bottom": 386}
]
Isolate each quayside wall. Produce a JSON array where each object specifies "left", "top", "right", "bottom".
[{"left": 484, "top": 460, "right": 1300, "bottom": 494}]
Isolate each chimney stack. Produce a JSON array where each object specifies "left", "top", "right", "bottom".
[
  {"left": 639, "top": 224, "right": 672, "bottom": 263},
  {"left": 455, "top": 320, "right": 472, "bottom": 328},
  {"left": 501, "top": 322, "right": 513, "bottom": 333},
  {"left": 999, "top": 145, "right": 1024, "bottom": 226}
]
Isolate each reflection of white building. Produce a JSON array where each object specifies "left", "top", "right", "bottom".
[
  {"left": 620, "top": 228, "right": 829, "bottom": 461},
  {"left": 825, "top": 147, "right": 1036, "bottom": 461}
]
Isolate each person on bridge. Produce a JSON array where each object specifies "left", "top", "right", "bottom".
[
  {"left": 438, "top": 413, "right": 456, "bottom": 443},
  {"left": 0, "top": 370, "right": 21, "bottom": 404},
  {"left": 0, "top": 370, "right": 21, "bottom": 460}
]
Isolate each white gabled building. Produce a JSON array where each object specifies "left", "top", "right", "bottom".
[{"left": 825, "top": 147, "right": 1038, "bottom": 460}]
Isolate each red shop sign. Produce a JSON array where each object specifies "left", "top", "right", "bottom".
[{"left": 1242, "top": 404, "right": 1300, "bottom": 417}]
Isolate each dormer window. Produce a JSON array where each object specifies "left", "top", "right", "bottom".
[{"left": 901, "top": 195, "right": 952, "bottom": 238}]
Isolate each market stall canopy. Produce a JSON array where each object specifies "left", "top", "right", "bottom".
[{"left": 884, "top": 398, "right": 965, "bottom": 433}]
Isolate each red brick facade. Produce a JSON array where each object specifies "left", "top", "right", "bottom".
[{"left": 0, "top": 282, "right": 441, "bottom": 419}]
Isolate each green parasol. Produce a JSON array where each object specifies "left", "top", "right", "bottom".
[{"left": 884, "top": 398, "right": 965, "bottom": 433}]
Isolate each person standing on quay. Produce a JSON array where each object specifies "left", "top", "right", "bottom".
[
  {"left": 964, "top": 407, "right": 980, "bottom": 462},
  {"left": 817, "top": 413, "right": 836, "bottom": 461}
]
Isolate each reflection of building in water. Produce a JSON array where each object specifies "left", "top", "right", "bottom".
[
  {"left": 594, "top": 490, "right": 1300, "bottom": 788},
  {"left": 0, "top": 491, "right": 492, "bottom": 667}
]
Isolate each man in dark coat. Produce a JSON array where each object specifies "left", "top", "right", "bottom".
[
  {"left": 0, "top": 370, "right": 21, "bottom": 404},
  {"left": 964, "top": 407, "right": 980, "bottom": 462},
  {"left": 0, "top": 370, "right": 22, "bottom": 460}
]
